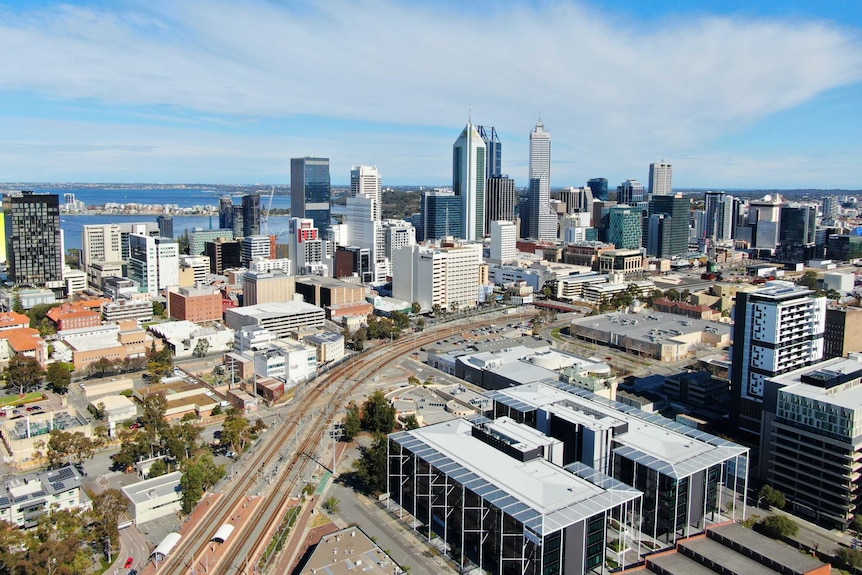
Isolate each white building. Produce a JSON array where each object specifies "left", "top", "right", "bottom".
[
  {"left": 128, "top": 234, "right": 179, "bottom": 295},
  {"left": 178, "top": 255, "right": 210, "bottom": 286},
  {"left": 648, "top": 161, "right": 673, "bottom": 195},
  {"left": 303, "top": 331, "right": 345, "bottom": 364},
  {"left": 382, "top": 220, "right": 416, "bottom": 259},
  {"left": 489, "top": 221, "right": 517, "bottom": 263},
  {"left": 253, "top": 340, "right": 316, "bottom": 384},
  {"left": 241, "top": 235, "right": 271, "bottom": 267},
  {"left": 63, "top": 267, "right": 87, "bottom": 295},
  {"left": 528, "top": 120, "right": 555, "bottom": 241},
  {"left": 287, "top": 218, "right": 326, "bottom": 276},
  {"left": 560, "top": 212, "right": 592, "bottom": 243},
  {"left": 148, "top": 321, "right": 235, "bottom": 358},
  {"left": 350, "top": 165, "right": 382, "bottom": 221},
  {"left": 234, "top": 325, "right": 278, "bottom": 353},
  {"left": 122, "top": 471, "right": 182, "bottom": 526},
  {"left": 224, "top": 301, "right": 325, "bottom": 338},
  {"left": 1, "top": 465, "right": 91, "bottom": 528},
  {"left": 249, "top": 256, "right": 291, "bottom": 275},
  {"left": 343, "top": 194, "right": 387, "bottom": 283},
  {"left": 452, "top": 123, "right": 487, "bottom": 241},
  {"left": 392, "top": 242, "right": 482, "bottom": 313}
]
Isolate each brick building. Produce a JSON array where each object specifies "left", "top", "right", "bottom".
[{"left": 168, "top": 286, "right": 222, "bottom": 323}]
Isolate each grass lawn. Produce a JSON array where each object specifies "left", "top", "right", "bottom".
[{"left": 0, "top": 392, "right": 42, "bottom": 407}]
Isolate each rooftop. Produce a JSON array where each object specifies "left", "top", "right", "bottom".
[
  {"left": 570, "top": 310, "right": 730, "bottom": 343},
  {"left": 121, "top": 471, "right": 182, "bottom": 505},
  {"left": 225, "top": 301, "right": 323, "bottom": 319},
  {"left": 768, "top": 357, "right": 862, "bottom": 411},
  {"left": 299, "top": 526, "right": 402, "bottom": 575},
  {"left": 0, "top": 465, "right": 85, "bottom": 510}
]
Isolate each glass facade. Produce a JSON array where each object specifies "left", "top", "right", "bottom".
[
  {"left": 420, "top": 191, "right": 461, "bottom": 241},
  {"left": 290, "top": 157, "right": 331, "bottom": 233},
  {"left": 3, "top": 192, "right": 63, "bottom": 286}
]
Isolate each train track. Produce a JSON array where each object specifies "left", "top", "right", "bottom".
[{"left": 155, "top": 315, "right": 510, "bottom": 575}]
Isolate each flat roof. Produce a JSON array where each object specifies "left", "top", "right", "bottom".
[
  {"left": 299, "top": 526, "right": 398, "bottom": 575},
  {"left": 486, "top": 382, "right": 748, "bottom": 479},
  {"left": 391, "top": 418, "right": 641, "bottom": 536},
  {"left": 708, "top": 522, "right": 826, "bottom": 574},
  {"left": 122, "top": 471, "right": 182, "bottom": 504},
  {"left": 225, "top": 301, "right": 323, "bottom": 319},
  {"left": 768, "top": 357, "right": 862, "bottom": 410},
  {"left": 570, "top": 310, "right": 730, "bottom": 343}
]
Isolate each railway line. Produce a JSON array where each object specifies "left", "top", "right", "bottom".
[{"left": 153, "top": 314, "right": 507, "bottom": 575}]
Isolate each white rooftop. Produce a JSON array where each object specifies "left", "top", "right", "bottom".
[{"left": 768, "top": 357, "right": 862, "bottom": 410}]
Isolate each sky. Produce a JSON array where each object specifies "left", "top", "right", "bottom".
[{"left": 0, "top": 1, "right": 861, "bottom": 189}]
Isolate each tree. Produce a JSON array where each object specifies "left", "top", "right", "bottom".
[
  {"left": 221, "top": 412, "right": 251, "bottom": 453},
  {"left": 407, "top": 376, "right": 420, "bottom": 386},
  {"left": 4, "top": 354, "right": 44, "bottom": 395},
  {"left": 0, "top": 520, "right": 26, "bottom": 573},
  {"left": 322, "top": 496, "right": 340, "bottom": 513},
  {"left": 796, "top": 271, "right": 819, "bottom": 290},
  {"left": 152, "top": 301, "right": 166, "bottom": 318},
  {"left": 148, "top": 458, "right": 169, "bottom": 479},
  {"left": 360, "top": 390, "right": 396, "bottom": 434},
  {"left": 432, "top": 303, "right": 442, "bottom": 317},
  {"left": 87, "top": 489, "right": 128, "bottom": 563},
  {"left": 664, "top": 288, "right": 681, "bottom": 302},
  {"left": 193, "top": 338, "right": 210, "bottom": 358},
  {"left": 11, "top": 292, "right": 23, "bottom": 314},
  {"left": 352, "top": 433, "right": 388, "bottom": 495},
  {"left": 90, "top": 357, "right": 113, "bottom": 379},
  {"left": 180, "top": 451, "right": 226, "bottom": 514},
  {"left": 852, "top": 514, "right": 862, "bottom": 534},
  {"left": 416, "top": 318, "right": 425, "bottom": 332},
  {"left": 45, "top": 362, "right": 72, "bottom": 394},
  {"left": 411, "top": 301, "right": 421, "bottom": 315},
  {"left": 758, "top": 515, "right": 798, "bottom": 539},
  {"left": 343, "top": 402, "right": 361, "bottom": 442},
  {"left": 391, "top": 311, "right": 410, "bottom": 330},
  {"left": 48, "top": 430, "right": 96, "bottom": 468},
  {"left": 758, "top": 484, "right": 786, "bottom": 509},
  {"left": 837, "top": 547, "right": 862, "bottom": 571},
  {"left": 402, "top": 414, "right": 419, "bottom": 430}
]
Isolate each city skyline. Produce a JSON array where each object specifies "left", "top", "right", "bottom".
[{"left": 0, "top": 1, "right": 861, "bottom": 187}]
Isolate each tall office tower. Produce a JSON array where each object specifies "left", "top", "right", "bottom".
[
  {"left": 555, "top": 187, "right": 593, "bottom": 214},
  {"left": 128, "top": 234, "right": 179, "bottom": 295},
  {"left": 219, "top": 195, "right": 234, "bottom": 229},
  {"left": 453, "top": 123, "right": 486, "bottom": 240},
  {"left": 82, "top": 224, "right": 123, "bottom": 269},
  {"left": 156, "top": 215, "right": 174, "bottom": 239},
  {"left": 204, "top": 238, "right": 242, "bottom": 274},
  {"left": 730, "top": 282, "right": 826, "bottom": 469},
  {"left": 648, "top": 162, "right": 672, "bottom": 196},
  {"left": 489, "top": 221, "right": 517, "bottom": 262},
  {"left": 291, "top": 157, "right": 332, "bottom": 234},
  {"left": 484, "top": 175, "right": 517, "bottom": 233},
  {"left": 118, "top": 222, "right": 159, "bottom": 260},
  {"left": 391, "top": 242, "right": 482, "bottom": 313},
  {"left": 528, "top": 120, "right": 555, "bottom": 240},
  {"left": 647, "top": 195, "right": 689, "bottom": 257},
  {"left": 287, "top": 217, "right": 325, "bottom": 276},
  {"left": 350, "top": 165, "right": 382, "bottom": 221},
  {"left": 607, "top": 206, "right": 642, "bottom": 249},
  {"left": 382, "top": 220, "right": 416, "bottom": 259},
  {"left": 616, "top": 180, "right": 645, "bottom": 205},
  {"left": 476, "top": 125, "right": 502, "bottom": 180},
  {"left": 241, "top": 192, "right": 261, "bottom": 237},
  {"left": 241, "top": 235, "right": 272, "bottom": 267},
  {"left": 231, "top": 205, "right": 244, "bottom": 238},
  {"left": 779, "top": 203, "right": 817, "bottom": 246},
  {"left": 747, "top": 195, "right": 782, "bottom": 249},
  {"left": 587, "top": 178, "right": 608, "bottom": 201},
  {"left": 420, "top": 190, "right": 461, "bottom": 242},
  {"left": 703, "top": 191, "right": 735, "bottom": 241},
  {"left": 822, "top": 196, "right": 838, "bottom": 220},
  {"left": 343, "top": 194, "right": 386, "bottom": 283},
  {"left": 3, "top": 191, "right": 63, "bottom": 287}
]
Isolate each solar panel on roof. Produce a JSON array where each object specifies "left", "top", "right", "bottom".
[{"left": 0, "top": 497, "right": 9, "bottom": 507}]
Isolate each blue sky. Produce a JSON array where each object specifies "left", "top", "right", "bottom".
[{"left": 0, "top": 1, "right": 861, "bottom": 188}]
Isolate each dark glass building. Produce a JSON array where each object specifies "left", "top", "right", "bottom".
[
  {"left": 587, "top": 178, "right": 608, "bottom": 200},
  {"left": 242, "top": 192, "right": 261, "bottom": 237},
  {"left": 778, "top": 204, "right": 817, "bottom": 246},
  {"left": 291, "top": 157, "right": 331, "bottom": 233},
  {"left": 647, "top": 195, "right": 690, "bottom": 257},
  {"left": 156, "top": 215, "right": 174, "bottom": 239},
  {"left": 419, "top": 190, "right": 461, "bottom": 241},
  {"left": 3, "top": 191, "right": 63, "bottom": 287},
  {"left": 485, "top": 175, "right": 517, "bottom": 233},
  {"left": 476, "top": 125, "right": 502, "bottom": 180},
  {"left": 219, "top": 195, "right": 233, "bottom": 229}
]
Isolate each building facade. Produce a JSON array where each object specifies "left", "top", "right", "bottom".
[
  {"left": 4, "top": 192, "right": 63, "bottom": 289},
  {"left": 291, "top": 157, "right": 331, "bottom": 234},
  {"left": 607, "top": 206, "right": 643, "bottom": 250},
  {"left": 528, "top": 121, "right": 555, "bottom": 241},
  {"left": 350, "top": 165, "right": 382, "bottom": 221},
  {"left": 485, "top": 176, "right": 516, "bottom": 234},
  {"left": 648, "top": 162, "right": 672, "bottom": 196},
  {"left": 419, "top": 190, "right": 461, "bottom": 242},
  {"left": 128, "top": 234, "right": 179, "bottom": 295},
  {"left": 453, "top": 123, "right": 487, "bottom": 241},
  {"left": 392, "top": 243, "right": 482, "bottom": 313}
]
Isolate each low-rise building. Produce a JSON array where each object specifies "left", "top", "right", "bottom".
[
  {"left": 298, "top": 526, "right": 405, "bottom": 575},
  {"left": 167, "top": 286, "right": 222, "bottom": 323},
  {"left": 598, "top": 248, "right": 644, "bottom": 277},
  {"left": 224, "top": 302, "right": 325, "bottom": 339},
  {"left": 90, "top": 394, "right": 137, "bottom": 437},
  {"left": 136, "top": 381, "right": 223, "bottom": 422},
  {"left": 47, "top": 303, "right": 102, "bottom": 331},
  {"left": 0, "top": 410, "right": 92, "bottom": 465},
  {"left": 302, "top": 331, "right": 345, "bottom": 364},
  {"left": 122, "top": 471, "right": 182, "bottom": 526},
  {"left": 0, "top": 328, "right": 48, "bottom": 366},
  {"left": 0, "top": 312, "right": 30, "bottom": 332},
  {"left": 60, "top": 320, "right": 155, "bottom": 370},
  {"left": 149, "top": 321, "right": 234, "bottom": 359},
  {"left": 102, "top": 293, "right": 154, "bottom": 323},
  {"left": 652, "top": 297, "right": 721, "bottom": 321},
  {"left": 0, "top": 465, "right": 91, "bottom": 528}
]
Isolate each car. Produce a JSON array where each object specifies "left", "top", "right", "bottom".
[
  {"left": 124, "top": 557, "right": 134, "bottom": 569},
  {"left": 129, "top": 423, "right": 142, "bottom": 430},
  {"left": 25, "top": 407, "right": 37, "bottom": 412},
  {"left": 31, "top": 405, "right": 41, "bottom": 411},
  {"left": 15, "top": 404, "right": 24, "bottom": 409},
  {"left": 12, "top": 410, "right": 20, "bottom": 415},
  {"left": 129, "top": 570, "right": 138, "bottom": 575}
]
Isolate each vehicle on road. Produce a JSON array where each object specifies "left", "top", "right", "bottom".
[{"left": 124, "top": 557, "right": 134, "bottom": 569}]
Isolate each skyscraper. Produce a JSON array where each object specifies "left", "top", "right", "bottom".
[
  {"left": 528, "top": 120, "right": 555, "bottom": 240},
  {"left": 128, "top": 234, "right": 179, "bottom": 295},
  {"left": 3, "top": 191, "right": 63, "bottom": 288},
  {"left": 648, "top": 162, "right": 672, "bottom": 196},
  {"left": 453, "top": 123, "right": 487, "bottom": 241},
  {"left": 291, "top": 157, "right": 332, "bottom": 234},
  {"left": 219, "top": 196, "right": 233, "bottom": 229},
  {"left": 703, "top": 191, "right": 735, "bottom": 241},
  {"left": 616, "top": 180, "right": 645, "bottom": 205},
  {"left": 730, "top": 282, "right": 825, "bottom": 469},
  {"left": 779, "top": 203, "right": 817, "bottom": 246},
  {"left": 607, "top": 206, "right": 643, "bottom": 250},
  {"left": 350, "top": 165, "right": 382, "bottom": 221},
  {"left": 241, "top": 192, "right": 261, "bottom": 237},
  {"left": 484, "top": 175, "right": 517, "bottom": 233},
  {"left": 420, "top": 190, "right": 461, "bottom": 242},
  {"left": 647, "top": 195, "right": 689, "bottom": 258},
  {"left": 476, "top": 125, "right": 502, "bottom": 181},
  {"left": 156, "top": 215, "right": 174, "bottom": 239},
  {"left": 587, "top": 178, "right": 608, "bottom": 201}
]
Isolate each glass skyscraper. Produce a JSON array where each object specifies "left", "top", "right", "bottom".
[
  {"left": 476, "top": 125, "right": 502, "bottom": 181},
  {"left": 587, "top": 178, "right": 608, "bottom": 200},
  {"left": 3, "top": 191, "right": 63, "bottom": 287},
  {"left": 528, "top": 120, "right": 555, "bottom": 240},
  {"left": 291, "top": 157, "right": 331, "bottom": 234},
  {"left": 453, "top": 123, "right": 486, "bottom": 240},
  {"left": 420, "top": 190, "right": 461, "bottom": 242}
]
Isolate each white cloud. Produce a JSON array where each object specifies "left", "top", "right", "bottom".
[{"left": 0, "top": 0, "right": 860, "bottom": 185}]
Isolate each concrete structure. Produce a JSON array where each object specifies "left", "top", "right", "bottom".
[
  {"left": 702, "top": 191, "right": 735, "bottom": 241},
  {"left": 648, "top": 161, "right": 672, "bottom": 196},
  {"left": 59, "top": 320, "right": 155, "bottom": 370},
  {"left": 824, "top": 271, "right": 854, "bottom": 293},
  {"left": 303, "top": 331, "right": 345, "bottom": 364},
  {"left": 824, "top": 304, "right": 862, "bottom": 359},
  {"left": 526, "top": 120, "right": 555, "bottom": 241},
  {"left": 489, "top": 220, "right": 517, "bottom": 263},
  {"left": 555, "top": 273, "right": 608, "bottom": 301},
  {"left": 63, "top": 266, "right": 87, "bottom": 295},
  {"left": 91, "top": 394, "right": 137, "bottom": 436},
  {"left": 46, "top": 303, "right": 102, "bottom": 331},
  {"left": 189, "top": 228, "right": 233, "bottom": 256},
  {"left": 4, "top": 192, "right": 63, "bottom": 290},
  {"left": 128, "top": 234, "right": 179, "bottom": 295},
  {"left": 389, "top": 417, "right": 643, "bottom": 575},
  {"left": 252, "top": 339, "right": 316, "bottom": 384},
  {"left": 652, "top": 298, "right": 720, "bottom": 321},
  {"left": 177, "top": 255, "right": 210, "bottom": 287},
  {"left": 392, "top": 242, "right": 482, "bottom": 313},
  {"left": 287, "top": 217, "right": 327, "bottom": 276},
  {"left": 607, "top": 206, "right": 643, "bottom": 250},
  {"left": 295, "top": 275, "right": 366, "bottom": 310},
  {"left": 453, "top": 122, "right": 487, "bottom": 240},
  {"left": 136, "top": 381, "right": 222, "bottom": 421},
  {"left": 0, "top": 465, "right": 90, "bottom": 528},
  {"left": 0, "top": 410, "right": 92, "bottom": 465},
  {"left": 80, "top": 378, "right": 134, "bottom": 398},
  {"left": 616, "top": 180, "right": 645, "bottom": 205},
  {"left": 224, "top": 301, "right": 325, "bottom": 338},
  {"left": 351, "top": 165, "right": 382, "bottom": 221},
  {"left": 485, "top": 176, "right": 517, "bottom": 234},
  {"left": 149, "top": 321, "right": 234, "bottom": 359},
  {"left": 730, "top": 281, "right": 826, "bottom": 463},
  {"left": 487, "top": 382, "right": 749, "bottom": 545},
  {"left": 598, "top": 248, "right": 645, "bottom": 277},
  {"left": 243, "top": 270, "right": 296, "bottom": 306},
  {"left": 204, "top": 238, "right": 241, "bottom": 274},
  {"left": 102, "top": 292, "right": 153, "bottom": 323},
  {"left": 570, "top": 311, "right": 731, "bottom": 362},
  {"left": 298, "top": 526, "right": 405, "bottom": 575},
  {"left": 167, "top": 286, "right": 222, "bottom": 323},
  {"left": 122, "top": 472, "right": 182, "bottom": 526},
  {"left": 0, "top": 327, "right": 48, "bottom": 366}
]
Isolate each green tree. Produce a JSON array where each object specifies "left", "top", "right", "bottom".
[
  {"left": 852, "top": 514, "right": 862, "bottom": 533},
  {"left": 0, "top": 520, "right": 26, "bottom": 573},
  {"left": 180, "top": 451, "right": 225, "bottom": 514},
  {"left": 45, "top": 362, "right": 72, "bottom": 394},
  {"left": 148, "top": 458, "right": 169, "bottom": 479},
  {"left": 431, "top": 303, "right": 442, "bottom": 317},
  {"left": 796, "top": 270, "right": 819, "bottom": 290},
  {"left": 758, "top": 515, "right": 798, "bottom": 539},
  {"left": 352, "top": 433, "right": 388, "bottom": 495},
  {"left": 322, "top": 496, "right": 340, "bottom": 513},
  {"left": 411, "top": 301, "right": 421, "bottom": 315},
  {"left": 87, "top": 489, "right": 128, "bottom": 563},
  {"left": 11, "top": 292, "right": 23, "bottom": 314},
  {"left": 391, "top": 311, "right": 410, "bottom": 330},
  {"left": 221, "top": 412, "right": 250, "bottom": 453},
  {"left": 90, "top": 357, "right": 113, "bottom": 378},
  {"left": 343, "top": 402, "right": 361, "bottom": 442},
  {"left": 402, "top": 414, "right": 420, "bottom": 430},
  {"left": 360, "top": 390, "right": 396, "bottom": 434},
  {"left": 758, "top": 484, "right": 786, "bottom": 509},
  {"left": 152, "top": 301, "right": 166, "bottom": 318},
  {"left": 837, "top": 547, "right": 862, "bottom": 571},
  {"left": 4, "top": 354, "right": 44, "bottom": 395},
  {"left": 416, "top": 318, "right": 425, "bottom": 331},
  {"left": 664, "top": 288, "right": 681, "bottom": 302},
  {"left": 193, "top": 338, "right": 210, "bottom": 358},
  {"left": 407, "top": 375, "right": 420, "bottom": 386}
]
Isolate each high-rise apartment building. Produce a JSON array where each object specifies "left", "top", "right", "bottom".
[
  {"left": 648, "top": 162, "right": 672, "bottom": 196},
  {"left": 484, "top": 175, "right": 517, "bottom": 233},
  {"left": 382, "top": 220, "right": 416, "bottom": 259},
  {"left": 702, "top": 191, "right": 735, "bottom": 241},
  {"left": 128, "top": 234, "right": 179, "bottom": 296},
  {"left": 730, "top": 281, "right": 826, "bottom": 469},
  {"left": 822, "top": 196, "right": 838, "bottom": 220},
  {"left": 291, "top": 157, "right": 331, "bottom": 234},
  {"left": 82, "top": 224, "right": 123, "bottom": 269},
  {"left": 476, "top": 125, "right": 502, "bottom": 180},
  {"left": 287, "top": 217, "right": 325, "bottom": 276},
  {"left": 528, "top": 120, "right": 555, "bottom": 241},
  {"left": 392, "top": 242, "right": 482, "bottom": 313},
  {"left": 241, "top": 235, "right": 272, "bottom": 267},
  {"left": 616, "top": 180, "right": 645, "bottom": 205},
  {"left": 607, "top": 206, "right": 642, "bottom": 250},
  {"left": 587, "top": 178, "right": 608, "bottom": 200},
  {"left": 3, "top": 192, "right": 63, "bottom": 288},
  {"left": 350, "top": 165, "right": 382, "bottom": 221},
  {"left": 555, "top": 187, "right": 593, "bottom": 214},
  {"left": 647, "top": 195, "right": 689, "bottom": 257},
  {"left": 453, "top": 123, "right": 486, "bottom": 240},
  {"left": 489, "top": 221, "right": 517, "bottom": 263},
  {"left": 419, "top": 190, "right": 461, "bottom": 242},
  {"left": 241, "top": 193, "right": 261, "bottom": 237}
]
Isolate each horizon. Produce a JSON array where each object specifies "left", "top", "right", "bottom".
[{"left": 0, "top": 1, "right": 861, "bottom": 187}]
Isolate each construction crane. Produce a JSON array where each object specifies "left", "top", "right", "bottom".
[{"left": 260, "top": 186, "right": 276, "bottom": 235}]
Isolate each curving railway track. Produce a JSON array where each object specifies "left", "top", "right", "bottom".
[{"left": 154, "top": 315, "right": 507, "bottom": 575}]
